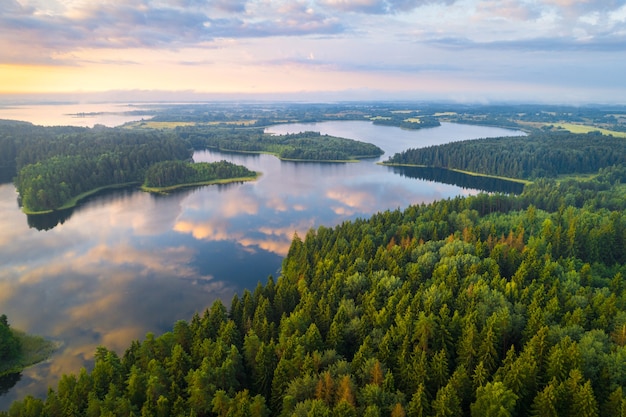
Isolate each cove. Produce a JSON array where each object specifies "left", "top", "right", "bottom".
[{"left": 0, "top": 120, "right": 525, "bottom": 409}]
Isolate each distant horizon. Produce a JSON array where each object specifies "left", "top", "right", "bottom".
[{"left": 1, "top": 90, "right": 626, "bottom": 107}]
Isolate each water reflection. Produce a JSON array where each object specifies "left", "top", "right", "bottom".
[
  {"left": 390, "top": 166, "right": 525, "bottom": 194},
  {"left": 0, "top": 103, "right": 152, "bottom": 128},
  {"left": 0, "top": 374, "right": 21, "bottom": 396},
  {"left": 26, "top": 210, "right": 73, "bottom": 231},
  {"left": 0, "top": 182, "right": 282, "bottom": 409}
]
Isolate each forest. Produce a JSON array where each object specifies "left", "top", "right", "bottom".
[
  {"left": 6, "top": 103, "right": 625, "bottom": 212},
  {"left": 4, "top": 103, "right": 626, "bottom": 416},
  {"left": 5, "top": 164, "right": 626, "bottom": 416},
  {"left": 384, "top": 131, "right": 626, "bottom": 180},
  {"left": 142, "top": 160, "right": 258, "bottom": 190},
  {"left": 2, "top": 120, "right": 381, "bottom": 213},
  {"left": 0, "top": 315, "right": 21, "bottom": 373},
  {"left": 2, "top": 122, "right": 192, "bottom": 212},
  {"left": 371, "top": 114, "right": 440, "bottom": 130}
]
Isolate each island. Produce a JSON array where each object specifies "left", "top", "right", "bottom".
[
  {"left": 174, "top": 127, "right": 384, "bottom": 162},
  {"left": 371, "top": 112, "right": 441, "bottom": 129},
  {"left": 141, "top": 160, "right": 259, "bottom": 193}
]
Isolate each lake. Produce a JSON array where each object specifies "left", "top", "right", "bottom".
[{"left": 0, "top": 106, "right": 526, "bottom": 409}]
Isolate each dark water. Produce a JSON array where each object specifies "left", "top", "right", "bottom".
[
  {"left": 391, "top": 166, "right": 525, "bottom": 194},
  {"left": 0, "top": 121, "right": 525, "bottom": 409}
]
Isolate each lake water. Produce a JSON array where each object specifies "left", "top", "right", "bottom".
[
  {"left": 0, "top": 105, "right": 526, "bottom": 409},
  {"left": 0, "top": 102, "right": 153, "bottom": 127}
]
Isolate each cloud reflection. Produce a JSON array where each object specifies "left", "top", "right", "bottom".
[
  {"left": 173, "top": 218, "right": 313, "bottom": 257},
  {"left": 0, "top": 213, "right": 237, "bottom": 407},
  {"left": 174, "top": 219, "right": 235, "bottom": 241},
  {"left": 326, "top": 186, "right": 383, "bottom": 213}
]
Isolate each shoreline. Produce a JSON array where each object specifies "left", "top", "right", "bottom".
[
  {"left": 380, "top": 163, "right": 531, "bottom": 185},
  {"left": 21, "top": 182, "right": 139, "bottom": 215},
  {"left": 140, "top": 174, "right": 260, "bottom": 193},
  {"left": 22, "top": 174, "right": 261, "bottom": 214},
  {"left": 206, "top": 146, "right": 382, "bottom": 163}
]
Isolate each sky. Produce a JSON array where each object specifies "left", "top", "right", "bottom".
[{"left": 0, "top": 0, "right": 625, "bottom": 103}]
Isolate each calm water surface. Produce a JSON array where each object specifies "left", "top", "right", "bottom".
[
  {"left": 0, "top": 109, "right": 525, "bottom": 409},
  {"left": 0, "top": 103, "right": 152, "bottom": 127}
]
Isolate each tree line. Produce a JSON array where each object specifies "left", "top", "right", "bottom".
[
  {"left": 175, "top": 127, "right": 384, "bottom": 161},
  {"left": 2, "top": 121, "right": 384, "bottom": 212},
  {"left": 385, "top": 131, "right": 626, "bottom": 179},
  {"left": 5, "top": 170, "right": 626, "bottom": 416},
  {"left": 143, "top": 160, "right": 257, "bottom": 189},
  {"left": 9, "top": 125, "right": 192, "bottom": 212},
  {"left": 0, "top": 315, "right": 21, "bottom": 372}
]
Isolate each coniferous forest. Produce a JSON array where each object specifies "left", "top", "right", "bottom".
[
  {"left": 5, "top": 167, "right": 626, "bottom": 416},
  {"left": 1, "top": 120, "right": 383, "bottom": 213},
  {"left": 142, "top": 160, "right": 258, "bottom": 190},
  {"left": 384, "top": 131, "right": 626, "bottom": 179},
  {"left": 176, "top": 127, "right": 384, "bottom": 161},
  {"left": 3, "top": 103, "right": 626, "bottom": 416}
]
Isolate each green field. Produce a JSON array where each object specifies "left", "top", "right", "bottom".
[{"left": 552, "top": 123, "right": 626, "bottom": 137}]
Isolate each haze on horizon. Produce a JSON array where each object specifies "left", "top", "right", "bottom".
[{"left": 1, "top": 0, "right": 625, "bottom": 104}]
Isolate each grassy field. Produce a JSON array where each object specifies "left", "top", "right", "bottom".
[
  {"left": 125, "top": 121, "right": 197, "bottom": 129},
  {"left": 125, "top": 120, "right": 259, "bottom": 129},
  {"left": 552, "top": 123, "right": 626, "bottom": 138}
]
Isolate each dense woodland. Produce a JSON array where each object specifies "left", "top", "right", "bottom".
[
  {"left": 385, "top": 131, "right": 626, "bottom": 179},
  {"left": 143, "top": 160, "right": 257, "bottom": 189},
  {"left": 4, "top": 104, "right": 626, "bottom": 416},
  {"left": 1, "top": 120, "right": 381, "bottom": 213},
  {"left": 1, "top": 122, "right": 192, "bottom": 212},
  {"left": 5, "top": 165, "right": 626, "bottom": 416},
  {"left": 175, "top": 127, "right": 384, "bottom": 161}
]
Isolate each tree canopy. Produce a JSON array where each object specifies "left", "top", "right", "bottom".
[
  {"left": 5, "top": 170, "right": 626, "bottom": 416},
  {"left": 385, "top": 131, "right": 626, "bottom": 180}
]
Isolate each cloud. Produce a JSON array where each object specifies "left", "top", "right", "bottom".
[
  {"left": 320, "top": 0, "right": 456, "bottom": 14},
  {"left": 425, "top": 33, "right": 626, "bottom": 52},
  {"left": 0, "top": 0, "right": 344, "bottom": 64},
  {"left": 1, "top": 0, "right": 625, "bottom": 102},
  {"left": 3, "top": 0, "right": 624, "bottom": 65}
]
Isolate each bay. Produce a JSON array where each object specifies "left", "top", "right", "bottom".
[{"left": 0, "top": 113, "right": 525, "bottom": 409}]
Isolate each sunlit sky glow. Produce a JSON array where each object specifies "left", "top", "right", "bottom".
[{"left": 1, "top": 0, "right": 625, "bottom": 103}]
